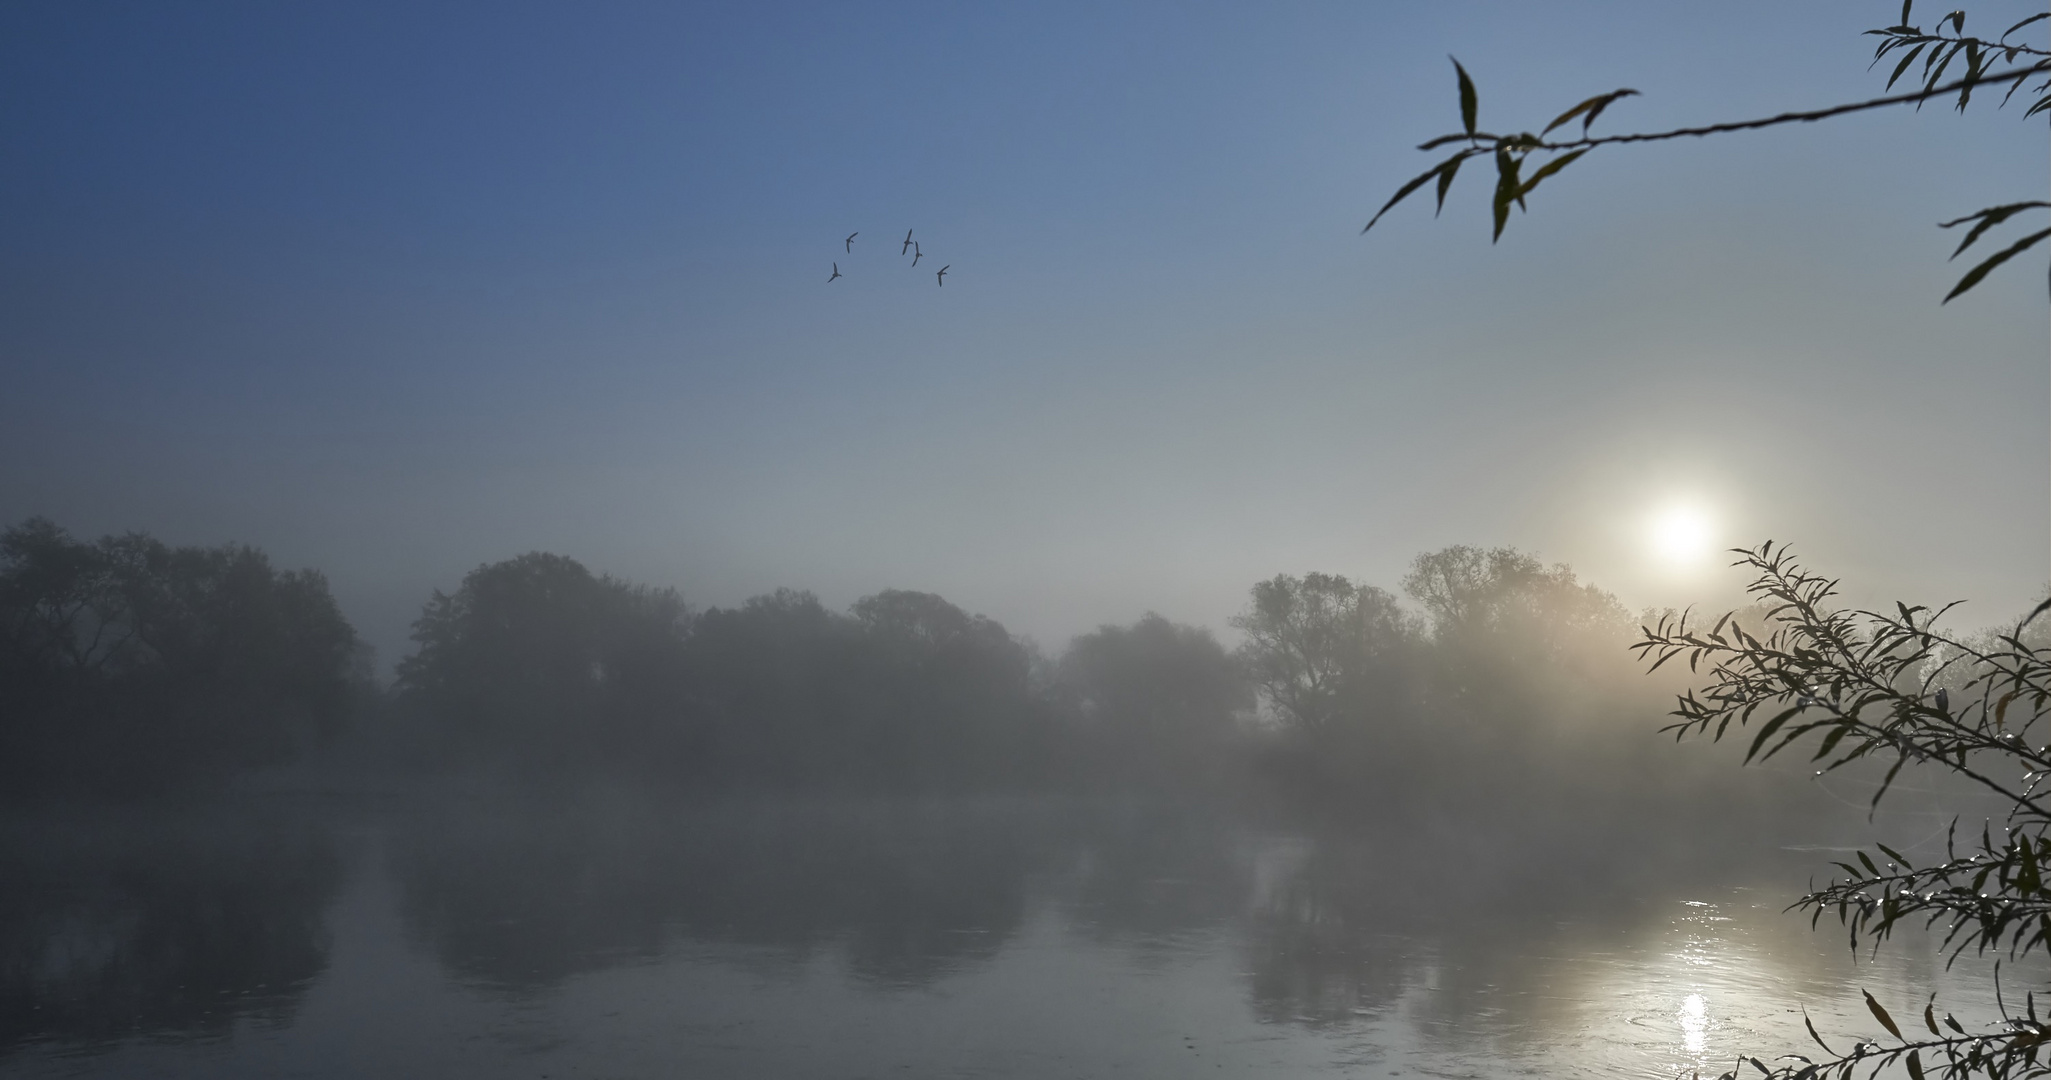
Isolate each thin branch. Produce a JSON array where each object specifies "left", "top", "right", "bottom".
[{"left": 1463, "top": 64, "right": 2045, "bottom": 154}]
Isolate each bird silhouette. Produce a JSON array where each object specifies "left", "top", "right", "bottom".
[
  {"left": 901, "top": 229, "right": 914, "bottom": 256},
  {"left": 935, "top": 264, "right": 949, "bottom": 286},
  {"left": 828, "top": 262, "right": 842, "bottom": 282},
  {"left": 845, "top": 232, "right": 858, "bottom": 252},
  {"left": 911, "top": 242, "right": 923, "bottom": 267},
  {"left": 1936, "top": 688, "right": 1950, "bottom": 713}
]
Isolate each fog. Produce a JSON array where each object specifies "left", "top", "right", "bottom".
[
  {"left": 3, "top": 516, "right": 2030, "bottom": 1074},
  {"left": 2, "top": 4, "right": 2043, "bottom": 665},
  {"left": 0, "top": 517, "right": 1853, "bottom": 818},
  {"left": 3, "top": 1, "right": 2047, "bottom": 1076}
]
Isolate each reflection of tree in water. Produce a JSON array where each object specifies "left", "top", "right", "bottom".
[
  {"left": 387, "top": 794, "right": 1064, "bottom": 993},
  {"left": 0, "top": 805, "right": 341, "bottom": 1056},
  {"left": 1237, "top": 827, "right": 1843, "bottom": 1046},
  {"left": 1057, "top": 803, "right": 1252, "bottom": 956}
]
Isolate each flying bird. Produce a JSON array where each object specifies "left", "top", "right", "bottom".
[
  {"left": 935, "top": 264, "right": 949, "bottom": 286},
  {"left": 901, "top": 229, "right": 914, "bottom": 256},
  {"left": 911, "top": 242, "right": 923, "bottom": 266},
  {"left": 828, "top": 262, "right": 842, "bottom": 282},
  {"left": 845, "top": 232, "right": 858, "bottom": 252}
]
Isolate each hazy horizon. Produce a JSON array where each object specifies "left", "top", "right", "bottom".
[{"left": 4, "top": 1, "right": 2044, "bottom": 668}]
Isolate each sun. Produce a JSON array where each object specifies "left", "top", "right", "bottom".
[{"left": 1648, "top": 503, "right": 1716, "bottom": 566}]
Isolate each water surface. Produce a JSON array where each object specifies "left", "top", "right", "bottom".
[{"left": 0, "top": 793, "right": 2021, "bottom": 1078}]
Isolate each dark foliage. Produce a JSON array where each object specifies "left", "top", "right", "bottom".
[
  {"left": 0, "top": 518, "right": 361, "bottom": 798},
  {"left": 1638, "top": 545, "right": 2051, "bottom": 1080},
  {"left": 395, "top": 552, "right": 691, "bottom": 771},
  {"left": 1363, "top": 2, "right": 2050, "bottom": 303},
  {"left": 1056, "top": 612, "right": 1251, "bottom": 785},
  {"left": 393, "top": 555, "right": 1054, "bottom": 789}
]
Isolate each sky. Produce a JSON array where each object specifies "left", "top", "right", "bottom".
[{"left": 2, "top": 1, "right": 2045, "bottom": 668}]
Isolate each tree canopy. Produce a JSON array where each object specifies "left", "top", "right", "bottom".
[{"left": 0, "top": 518, "right": 361, "bottom": 796}]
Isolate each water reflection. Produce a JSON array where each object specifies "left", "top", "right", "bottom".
[
  {"left": 1680, "top": 992, "right": 1708, "bottom": 1055},
  {"left": 388, "top": 795, "right": 1057, "bottom": 991},
  {"left": 0, "top": 804, "right": 341, "bottom": 1057},
  {"left": 2, "top": 793, "right": 2037, "bottom": 1078}
]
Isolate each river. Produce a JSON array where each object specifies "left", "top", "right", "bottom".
[{"left": 0, "top": 790, "right": 2022, "bottom": 1079}]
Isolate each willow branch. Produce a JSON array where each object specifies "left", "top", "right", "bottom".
[{"left": 1458, "top": 64, "right": 2045, "bottom": 154}]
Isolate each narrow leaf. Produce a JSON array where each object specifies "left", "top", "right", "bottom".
[
  {"left": 1943, "top": 226, "right": 2051, "bottom": 302},
  {"left": 1361, "top": 160, "right": 1453, "bottom": 234},
  {"left": 1805, "top": 1009, "right": 1837, "bottom": 1055},
  {"left": 1957, "top": 40, "right": 1981, "bottom": 109},
  {"left": 1515, "top": 148, "right": 1589, "bottom": 202},
  {"left": 1541, "top": 89, "right": 1639, "bottom": 137},
  {"left": 1747, "top": 706, "right": 1801, "bottom": 763},
  {"left": 1434, "top": 155, "right": 1463, "bottom": 215},
  {"left": 1871, "top": 756, "right": 1907, "bottom": 812},
  {"left": 1938, "top": 201, "right": 2051, "bottom": 259},
  {"left": 1491, "top": 149, "right": 1519, "bottom": 242},
  {"left": 1578, "top": 90, "right": 1637, "bottom": 135},
  {"left": 1866, "top": 990, "right": 1904, "bottom": 1039},
  {"left": 1418, "top": 132, "right": 1482, "bottom": 150},
  {"left": 2003, "top": 12, "right": 2050, "bottom": 40},
  {"left": 1887, "top": 43, "right": 1927, "bottom": 89},
  {"left": 1811, "top": 725, "right": 1845, "bottom": 761},
  {"left": 1906, "top": 1048, "right": 1925, "bottom": 1080},
  {"left": 1452, "top": 57, "right": 1478, "bottom": 137}
]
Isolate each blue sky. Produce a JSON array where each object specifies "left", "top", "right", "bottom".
[{"left": 2, "top": 1, "right": 2045, "bottom": 666}]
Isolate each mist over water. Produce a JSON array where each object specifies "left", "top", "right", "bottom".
[
  {"left": 5, "top": 2, "right": 2046, "bottom": 1078},
  {"left": 3, "top": 790, "right": 2023, "bottom": 1080},
  {"left": 0, "top": 515, "right": 2035, "bottom": 1078}
]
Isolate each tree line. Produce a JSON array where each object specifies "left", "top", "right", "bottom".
[
  {"left": 0, "top": 516, "right": 1793, "bottom": 829},
  {"left": 0, "top": 518, "right": 361, "bottom": 797}
]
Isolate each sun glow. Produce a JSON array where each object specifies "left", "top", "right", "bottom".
[{"left": 1648, "top": 503, "right": 1716, "bottom": 566}]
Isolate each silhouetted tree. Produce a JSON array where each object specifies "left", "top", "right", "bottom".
[
  {"left": 395, "top": 552, "right": 690, "bottom": 770},
  {"left": 1230, "top": 573, "right": 1413, "bottom": 732},
  {"left": 1228, "top": 547, "right": 1744, "bottom": 828},
  {"left": 848, "top": 589, "right": 1041, "bottom": 784},
  {"left": 1058, "top": 613, "right": 1251, "bottom": 783},
  {"left": 682, "top": 587, "right": 861, "bottom": 781},
  {"left": 1400, "top": 545, "right": 1634, "bottom": 702},
  {"left": 0, "top": 518, "right": 359, "bottom": 796}
]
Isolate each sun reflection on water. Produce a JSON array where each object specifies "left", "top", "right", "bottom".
[{"left": 1680, "top": 992, "right": 1709, "bottom": 1055}]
